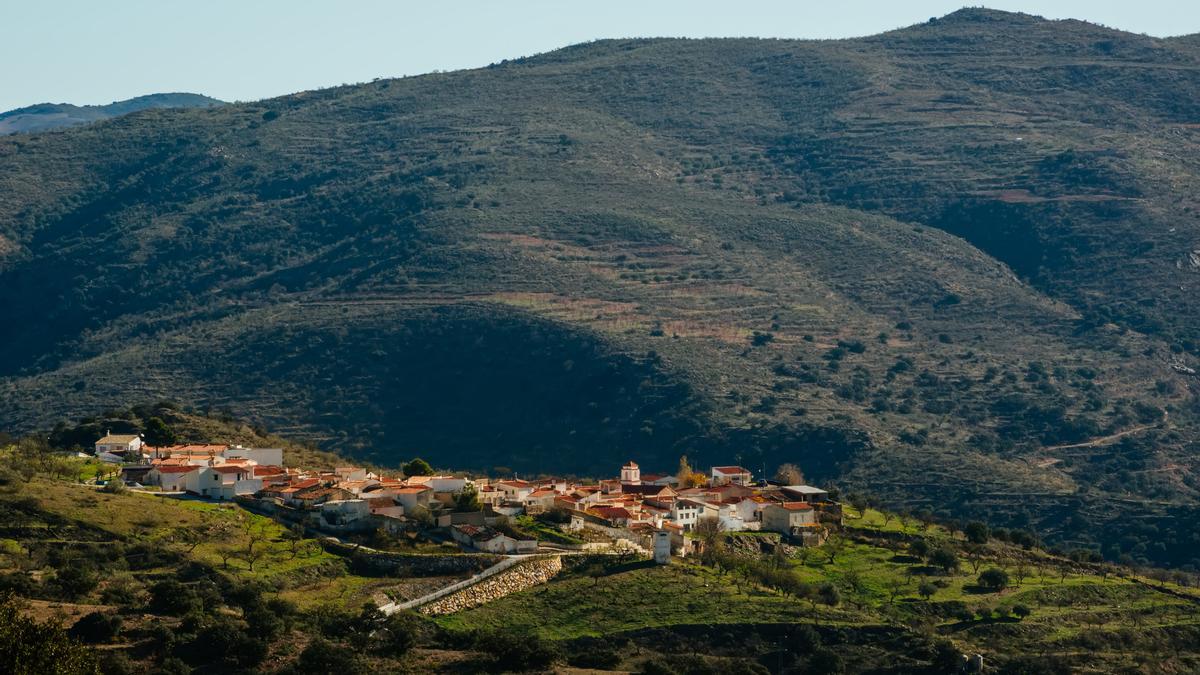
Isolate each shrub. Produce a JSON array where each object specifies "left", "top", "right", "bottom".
[
  {"left": 68, "top": 612, "right": 122, "bottom": 644},
  {"left": 964, "top": 521, "right": 990, "bottom": 544},
  {"left": 978, "top": 568, "right": 1010, "bottom": 591},
  {"left": 477, "top": 628, "right": 558, "bottom": 672}
]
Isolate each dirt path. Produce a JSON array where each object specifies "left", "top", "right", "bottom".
[{"left": 1041, "top": 413, "right": 1166, "bottom": 453}]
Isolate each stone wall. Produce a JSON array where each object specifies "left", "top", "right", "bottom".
[{"left": 420, "top": 556, "right": 563, "bottom": 615}]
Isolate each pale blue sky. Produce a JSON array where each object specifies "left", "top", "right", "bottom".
[{"left": 4, "top": 1, "right": 1198, "bottom": 111}]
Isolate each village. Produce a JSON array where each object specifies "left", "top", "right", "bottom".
[{"left": 94, "top": 431, "right": 842, "bottom": 562}]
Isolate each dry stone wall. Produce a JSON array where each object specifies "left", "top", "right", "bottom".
[{"left": 420, "top": 555, "right": 562, "bottom": 615}]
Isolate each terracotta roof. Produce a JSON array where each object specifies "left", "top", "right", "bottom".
[
  {"left": 712, "top": 466, "right": 751, "bottom": 475},
  {"left": 622, "top": 461, "right": 639, "bottom": 468},
  {"left": 212, "top": 466, "right": 248, "bottom": 474},
  {"left": 393, "top": 486, "right": 432, "bottom": 494},
  {"left": 527, "top": 489, "right": 558, "bottom": 498},
  {"left": 153, "top": 465, "right": 195, "bottom": 474},
  {"left": 773, "top": 502, "right": 813, "bottom": 511},
  {"left": 253, "top": 465, "right": 285, "bottom": 476},
  {"left": 97, "top": 434, "right": 139, "bottom": 444},
  {"left": 590, "top": 506, "right": 633, "bottom": 520}
]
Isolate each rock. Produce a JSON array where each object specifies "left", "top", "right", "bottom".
[{"left": 420, "top": 556, "right": 563, "bottom": 615}]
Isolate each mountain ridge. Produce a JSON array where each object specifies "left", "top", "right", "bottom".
[{"left": 0, "top": 92, "right": 223, "bottom": 135}]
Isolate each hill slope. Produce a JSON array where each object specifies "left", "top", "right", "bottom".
[
  {"left": 1, "top": 9, "right": 1199, "bottom": 566},
  {"left": 0, "top": 92, "right": 223, "bottom": 135}
]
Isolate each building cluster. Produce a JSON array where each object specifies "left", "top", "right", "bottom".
[{"left": 102, "top": 432, "right": 839, "bottom": 557}]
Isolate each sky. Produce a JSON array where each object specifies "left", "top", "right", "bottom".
[{"left": 4, "top": 0, "right": 1199, "bottom": 111}]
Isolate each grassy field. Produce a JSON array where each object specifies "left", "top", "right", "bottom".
[{"left": 438, "top": 513, "right": 1200, "bottom": 671}]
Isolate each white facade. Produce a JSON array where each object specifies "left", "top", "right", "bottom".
[{"left": 223, "top": 446, "right": 284, "bottom": 466}]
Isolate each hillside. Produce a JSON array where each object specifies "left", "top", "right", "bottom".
[
  {"left": 0, "top": 93, "right": 223, "bottom": 135},
  {"left": 1, "top": 9, "right": 1199, "bottom": 567},
  {"left": 1, "top": 452, "right": 1196, "bottom": 674}
]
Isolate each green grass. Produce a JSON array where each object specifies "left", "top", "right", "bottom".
[
  {"left": 436, "top": 560, "right": 860, "bottom": 640},
  {"left": 514, "top": 516, "right": 585, "bottom": 546},
  {"left": 25, "top": 479, "right": 340, "bottom": 582}
]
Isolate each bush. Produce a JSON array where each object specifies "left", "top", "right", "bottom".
[
  {"left": 477, "top": 629, "right": 558, "bottom": 672},
  {"left": 978, "top": 568, "right": 1010, "bottom": 591},
  {"left": 1012, "top": 603, "right": 1031, "bottom": 620},
  {"left": 294, "top": 638, "right": 365, "bottom": 675},
  {"left": 964, "top": 521, "right": 990, "bottom": 544},
  {"left": 68, "top": 612, "right": 122, "bottom": 644},
  {"left": 148, "top": 580, "right": 202, "bottom": 616},
  {"left": 53, "top": 565, "right": 99, "bottom": 600}
]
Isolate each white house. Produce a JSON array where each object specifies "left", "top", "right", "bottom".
[
  {"left": 496, "top": 479, "right": 535, "bottom": 502},
  {"left": 185, "top": 465, "right": 262, "bottom": 500},
  {"left": 670, "top": 498, "right": 717, "bottom": 531},
  {"left": 761, "top": 502, "right": 817, "bottom": 535},
  {"left": 391, "top": 485, "right": 433, "bottom": 511},
  {"left": 95, "top": 433, "right": 143, "bottom": 461},
  {"left": 427, "top": 476, "right": 470, "bottom": 494},
  {"left": 223, "top": 446, "right": 284, "bottom": 466},
  {"left": 147, "top": 465, "right": 195, "bottom": 491},
  {"left": 710, "top": 466, "right": 753, "bottom": 486},
  {"left": 782, "top": 485, "right": 830, "bottom": 503},
  {"left": 451, "top": 524, "right": 536, "bottom": 554}
]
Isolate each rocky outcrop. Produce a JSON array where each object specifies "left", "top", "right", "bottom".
[{"left": 420, "top": 556, "right": 562, "bottom": 615}]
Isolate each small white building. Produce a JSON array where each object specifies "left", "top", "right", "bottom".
[
  {"left": 185, "top": 465, "right": 262, "bottom": 500},
  {"left": 710, "top": 466, "right": 753, "bottom": 486},
  {"left": 428, "top": 476, "right": 470, "bottom": 494},
  {"left": 147, "top": 465, "right": 196, "bottom": 491},
  {"left": 782, "top": 485, "right": 830, "bottom": 503},
  {"left": 761, "top": 502, "right": 817, "bottom": 535},
  {"left": 95, "top": 433, "right": 143, "bottom": 460},
  {"left": 223, "top": 446, "right": 284, "bottom": 466}
]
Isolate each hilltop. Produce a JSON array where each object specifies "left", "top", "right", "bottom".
[
  {"left": 1, "top": 9, "right": 1199, "bottom": 568},
  {"left": 0, "top": 93, "right": 223, "bottom": 135}
]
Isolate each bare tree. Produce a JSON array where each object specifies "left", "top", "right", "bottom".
[
  {"left": 774, "top": 463, "right": 804, "bottom": 485},
  {"left": 694, "top": 517, "right": 725, "bottom": 565}
]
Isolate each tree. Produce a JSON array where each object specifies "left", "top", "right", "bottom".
[
  {"left": 817, "top": 583, "right": 840, "bottom": 607},
  {"left": 453, "top": 485, "right": 481, "bottom": 512},
  {"left": 67, "top": 612, "right": 122, "bottom": 644},
  {"left": 774, "top": 463, "right": 804, "bottom": 485},
  {"left": 401, "top": 458, "right": 434, "bottom": 477},
  {"left": 930, "top": 547, "right": 960, "bottom": 575},
  {"left": 909, "top": 539, "right": 930, "bottom": 560},
  {"left": 142, "top": 417, "right": 176, "bottom": 447},
  {"left": 978, "top": 567, "right": 1009, "bottom": 591},
  {"left": 296, "top": 638, "right": 365, "bottom": 675},
  {"left": 848, "top": 493, "right": 870, "bottom": 519},
  {"left": 676, "top": 456, "right": 694, "bottom": 487},
  {"left": 964, "top": 521, "right": 990, "bottom": 544},
  {"left": 694, "top": 517, "right": 725, "bottom": 564},
  {"left": 823, "top": 537, "right": 845, "bottom": 565},
  {"left": 886, "top": 577, "right": 909, "bottom": 603},
  {"left": 0, "top": 594, "right": 99, "bottom": 674},
  {"left": 918, "top": 581, "right": 938, "bottom": 601},
  {"left": 52, "top": 565, "right": 98, "bottom": 601},
  {"left": 1012, "top": 603, "right": 1032, "bottom": 620}
]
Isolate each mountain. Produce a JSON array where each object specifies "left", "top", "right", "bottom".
[
  {"left": 2, "top": 9, "right": 1199, "bottom": 567},
  {"left": 0, "top": 92, "right": 223, "bottom": 135}
]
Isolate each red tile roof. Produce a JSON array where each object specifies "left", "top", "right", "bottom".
[
  {"left": 212, "top": 466, "right": 248, "bottom": 474},
  {"left": 153, "top": 465, "right": 195, "bottom": 474},
  {"left": 712, "top": 466, "right": 751, "bottom": 475}
]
